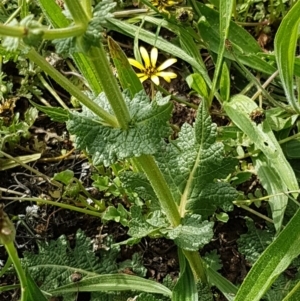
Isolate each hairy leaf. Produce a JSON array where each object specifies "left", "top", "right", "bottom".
[
  {"left": 155, "top": 102, "right": 238, "bottom": 219},
  {"left": 237, "top": 218, "right": 274, "bottom": 264},
  {"left": 67, "top": 91, "right": 172, "bottom": 166},
  {"left": 120, "top": 171, "right": 160, "bottom": 210},
  {"left": 168, "top": 214, "right": 213, "bottom": 251}
]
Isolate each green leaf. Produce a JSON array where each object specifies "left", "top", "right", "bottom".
[
  {"left": 196, "top": 3, "right": 276, "bottom": 75},
  {"left": 29, "top": 101, "right": 69, "bottom": 122},
  {"left": 52, "top": 36, "right": 76, "bottom": 56},
  {"left": 168, "top": 214, "right": 213, "bottom": 251},
  {"left": 220, "top": 62, "right": 230, "bottom": 102},
  {"left": 274, "top": 0, "right": 300, "bottom": 113},
  {"left": 209, "top": 0, "right": 234, "bottom": 104},
  {"left": 155, "top": 101, "right": 238, "bottom": 219},
  {"left": 102, "top": 204, "right": 130, "bottom": 227},
  {"left": 26, "top": 271, "right": 48, "bottom": 301},
  {"left": 186, "top": 74, "right": 208, "bottom": 99},
  {"left": 118, "top": 253, "right": 147, "bottom": 278},
  {"left": 119, "top": 171, "right": 159, "bottom": 209},
  {"left": 67, "top": 91, "right": 172, "bottom": 166},
  {"left": 283, "top": 139, "right": 300, "bottom": 159},
  {"left": 203, "top": 250, "right": 222, "bottom": 272},
  {"left": 80, "top": 0, "right": 116, "bottom": 50},
  {"left": 177, "top": 25, "right": 208, "bottom": 78},
  {"left": 53, "top": 1, "right": 116, "bottom": 55},
  {"left": 172, "top": 249, "right": 198, "bottom": 301},
  {"left": 224, "top": 95, "right": 299, "bottom": 202},
  {"left": 253, "top": 153, "right": 288, "bottom": 231},
  {"left": 127, "top": 206, "right": 157, "bottom": 240},
  {"left": 38, "top": 0, "right": 70, "bottom": 28},
  {"left": 108, "top": 38, "right": 143, "bottom": 98},
  {"left": 206, "top": 266, "right": 237, "bottom": 301},
  {"left": 22, "top": 230, "right": 119, "bottom": 300},
  {"left": 235, "top": 209, "right": 300, "bottom": 301},
  {"left": 237, "top": 218, "right": 274, "bottom": 264},
  {"left": 49, "top": 274, "right": 172, "bottom": 297},
  {"left": 53, "top": 170, "right": 74, "bottom": 185}
]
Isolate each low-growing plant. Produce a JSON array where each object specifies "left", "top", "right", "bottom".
[{"left": 1, "top": 0, "right": 300, "bottom": 300}]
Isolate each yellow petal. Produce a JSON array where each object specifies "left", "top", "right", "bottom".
[
  {"left": 128, "top": 58, "right": 145, "bottom": 71},
  {"left": 139, "top": 75, "right": 149, "bottom": 83},
  {"left": 150, "top": 48, "right": 158, "bottom": 67},
  {"left": 166, "top": 0, "right": 178, "bottom": 5},
  {"left": 140, "top": 47, "right": 151, "bottom": 68},
  {"left": 157, "top": 58, "right": 177, "bottom": 71},
  {"left": 150, "top": 75, "right": 160, "bottom": 85},
  {"left": 136, "top": 72, "right": 148, "bottom": 78},
  {"left": 156, "top": 71, "right": 177, "bottom": 82}
]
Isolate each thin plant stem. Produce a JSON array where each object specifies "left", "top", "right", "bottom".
[
  {"left": 236, "top": 205, "right": 274, "bottom": 224},
  {"left": 251, "top": 70, "right": 279, "bottom": 101},
  {"left": 1, "top": 196, "right": 103, "bottom": 218},
  {"left": 0, "top": 150, "right": 62, "bottom": 189},
  {"left": 37, "top": 73, "right": 68, "bottom": 109}
]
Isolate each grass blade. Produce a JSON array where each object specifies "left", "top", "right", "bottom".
[
  {"left": 274, "top": 0, "right": 300, "bottom": 113},
  {"left": 209, "top": 0, "right": 234, "bottom": 105},
  {"left": 49, "top": 274, "right": 172, "bottom": 297},
  {"left": 172, "top": 249, "right": 198, "bottom": 301},
  {"left": 235, "top": 208, "right": 300, "bottom": 301},
  {"left": 108, "top": 37, "right": 143, "bottom": 97}
]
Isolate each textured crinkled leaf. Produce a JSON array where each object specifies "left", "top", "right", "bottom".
[
  {"left": 52, "top": 36, "right": 76, "bottom": 56},
  {"left": 119, "top": 171, "right": 159, "bottom": 210},
  {"left": 67, "top": 90, "right": 172, "bottom": 166},
  {"left": 22, "top": 230, "right": 119, "bottom": 295},
  {"left": 167, "top": 214, "right": 213, "bottom": 251},
  {"left": 237, "top": 218, "right": 274, "bottom": 264},
  {"left": 118, "top": 253, "right": 147, "bottom": 277},
  {"left": 155, "top": 102, "right": 238, "bottom": 219},
  {"left": 102, "top": 204, "right": 130, "bottom": 227},
  {"left": 203, "top": 250, "right": 222, "bottom": 272},
  {"left": 76, "top": 1, "right": 116, "bottom": 52},
  {"left": 127, "top": 206, "right": 157, "bottom": 239}
]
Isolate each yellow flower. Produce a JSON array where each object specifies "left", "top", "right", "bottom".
[
  {"left": 150, "top": 0, "right": 179, "bottom": 14},
  {"left": 128, "top": 47, "right": 177, "bottom": 85}
]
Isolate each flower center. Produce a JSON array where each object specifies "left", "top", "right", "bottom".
[{"left": 145, "top": 66, "right": 157, "bottom": 76}]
